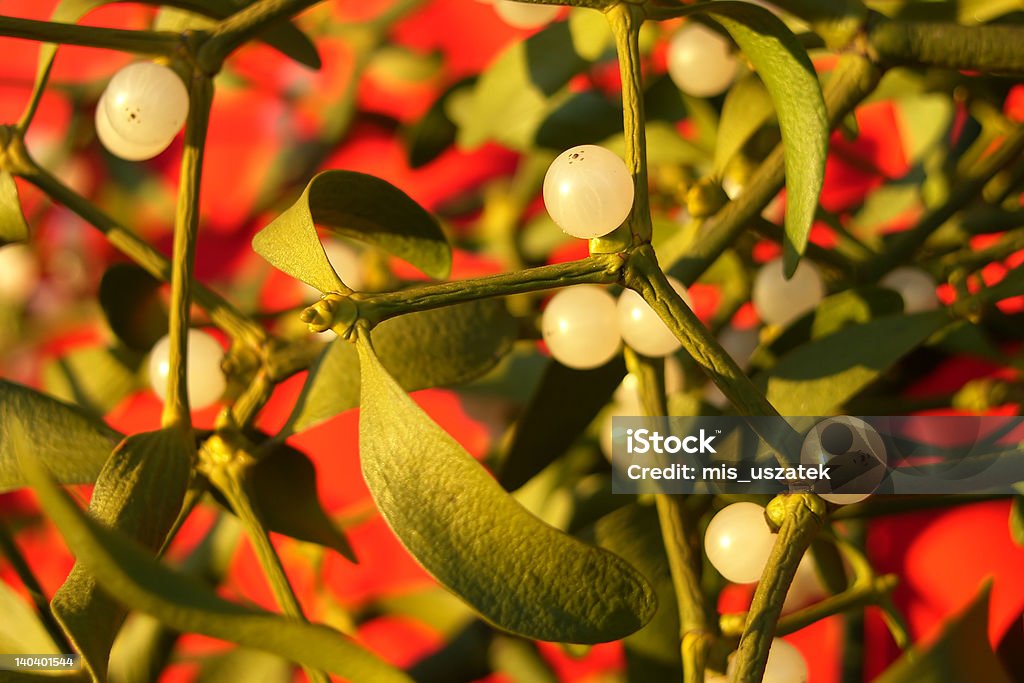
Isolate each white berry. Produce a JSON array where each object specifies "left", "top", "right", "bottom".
[
  {"left": 704, "top": 502, "right": 776, "bottom": 584},
  {"left": 103, "top": 62, "right": 189, "bottom": 146},
  {"left": 667, "top": 23, "right": 739, "bottom": 98},
  {"left": 881, "top": 267, "right": 939, "bottom": 313},
  {"left": 95, "top": 93, "right": 174, "bottom": 161},
  {"left": 617, "top": 277, "right": 691, "bottom": 357},
  {"left": 728, "top": 638, "right": 808, "bottom": 683},
  {"left": 541, "top": 285, "right": 621, "bottom": 370},
  {"left": 782, "top": 553, "right": 826, "bottom": 613},
  {"left": 494, "top": 0, "right": 559, "bottom": 28},
  {"left": 0, "top": 245, "right": 40, "bottom": 305},
  {"left": 148, "top": 329, "right": 226, "bottom": 410},
  {"left": 543, "top": 145, "right": 635, "bottom": 239},
  {"left": 752, "top": 258, "right": 825, "bottom": 327}
]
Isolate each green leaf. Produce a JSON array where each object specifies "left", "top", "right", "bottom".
[
  {"left": 0, "top": 379, "right": 122, "bottom": 493},
  {"left": 584, "top": 503, "right": 681, "bottom": 678},
  {"left": 253, "top": 170, "right": 449, "bottom": 290},
  {"left": 0, "top": 580, "right": 59, "bottom": 655},
  {"left": 42, "top": 345, "right": 145, "bottom": 418},
  {"left": 404, "top": 77, "right": 475, "bottom": 169},
  {"left": 98, "top": 264, "right": 167, "bottom": 352},
  {"left": 198, "top": 649, "right": 292, "bottom": 683},
  {"left": 243, "top": 442, "right": 355, "bottom": 561},
  {"left": 0, "top": 172, "right": 29, "bottom": 246},
  {"left": 497, "top": 356, "right": 626, "bottom": 491},
  {"left": 286, "top": 299, "right": 516, "bottom": 434},
  {"left": 1011, "top": 496, "right": 1024, "bottom": 548},
  {"left": 759, "top": 310, "right": 950, "bottom": 414},
  {"left": 876, "top": 582, "right": 1010, "bottom": 683},
  {"left": 356, "top": 340, "right": 656, "bottom": 643},
  {"left": 697, "top": 3, "right": 828, "bottom": 274},
  {"left": 457, "top": 18, "right": 605, "bottom": 151},
  {"left": 16, "top": 444, "right": 413, "bottom": 683},
  {"left": 51, "top": 428, "right": 193, "bottom": 681},
  {"left": 714, "top": 74, "right": 775, "bottom": 174}
]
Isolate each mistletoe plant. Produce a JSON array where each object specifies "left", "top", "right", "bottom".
[{"left": 1, "top": 0, "right": 1023, "bottom": 681}]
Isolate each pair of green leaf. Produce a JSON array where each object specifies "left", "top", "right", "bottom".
[
  {"left": 17, "top": 438, "right": 412, "bottom": 683},
  {"left": 253, "top": 170, "right": 449, "bottom": 294},
  {"left": 356, "top": 338, "right": 656, "bottom": 643}
]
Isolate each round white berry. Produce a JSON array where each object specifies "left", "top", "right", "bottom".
[
  {"left": 103, "top": 62, "right": 189, "bottom": 146},
  {"left": 541, "top": 285, "right": 621, "bottom": 370},
  {"left": 881, "top": 267, "right": 939, "bottom": 314},
  {"left": 0, "top": 245, "right": 40, "bottom": 305},
  {"left": 752, "top": 258, "right": 825, "bottom": 327},
  {"left": 493, "top": 0, "right": 559, "bottom": 28},
  {"left": 95, "top": 93, "right": 174, "bottom": 161},
  {"left": 543, "top": 145, "right": 635, "bottom": 239},
  {"left": 148, "top": 329, "right": 226, "bottom": 410},
  {"left": 704, "top": 502, "right": 776, "bottom": 584},
  {"left": 617, "top": 277, "right": 691, "bottom": 357},
  {"left": 667, "top": 22, "right": 739, "bottom": 98},
  {"left": 728, "top": 638, "right": 808, "bottom": 683}
]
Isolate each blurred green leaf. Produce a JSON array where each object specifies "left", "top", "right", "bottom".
[
  {"left": 18, "top": 443, "right": 413, "bottom": 683},
  {"left": 0, "top": 172, "right": 29, "bottom": 246},
  {"left": 490, "top": 637, "right": 559, "bottom": 683},
  {"left": 1011, "top": 496, "right": 1024, "bottom": 547},
  {"left": 357, "top": 340, "right": 656, "bottom": 643},
  {"left": 198, "top": 648, "right": 292, "bottom": 683},
  {"left": 42, "top": 345, "right": 144, "bottom": 418},
  {"left": 759, "top": 310, "right": 950, "bottom": 414},
  {"left": 876, "top": 582, "right": 1010, "bottom": 682},
  {"left": 286, "top": 300, "right": 516, "bottom": 434},
  {"left": 457, "top": 18, "right": 606, "bottom": 151},
  {"left": 585, "top": 503, "right": 681, "bottom": 679},
  {"left": 714, "top": 74, "right": 775, "bottom": 174},
  {"left": 497, "top": 356, "right": 626, "bottom": 491},
  {"left": 98, "top": 264, "right": 167, "bottom": 352},
  {"left": 809, "top": 539, "right": 848, "bottom": 595},
  {"left": 851, "top": 181, "right": 921, "bottom": 237},
  {"left": 0, "top": 580, "right": 59, "bottom": 655},
  {"left": 253, "top": 170, "right": 449, "bottom": 290},
  {"left": 699, "top": 3, "right": 828, "bottom": 274},
  {"left": 244, "top": 442, "right": 355, "bottom": 561},
  {"left": 404, "top": 77, "right": 475, "bottom": 169},
  {"left": 367, "top": 46, "right": 443, "bottom": 88},
  {"left": 51, "top": 428, "right": 193, "bottom": 681},
  {"left": 372, "top": 588, "right": 475, "bottom": 638},
  {"left": 0, "top": 379, "right": 122, "bottom": 493},
  {"left": 894, "top": 94, "right": 954, "bottom": 166}
]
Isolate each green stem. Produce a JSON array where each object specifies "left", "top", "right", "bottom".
[
  {"left": 11, "top": 149, "right": 266, "bottom": 347},
  {"left": 198, "top": 0, "right": 325, "bottom": 72},
  {"left": 212, "top": 464, "right": 329, "bottom": 683},
  {"left": 355, "top": 253, "right": 624, "bottom": 326},
  {"left": 662, "top": 54, "right": 881, "bottom": 286},
  {"left": 231, "top": 371, "right": 275, "bottom": 429},
  {"left": 732, "top": 494, "right": 827, "bottom": 683},
  {"left": 777, "top": 574, "right": 896, "bottom": 636},
  {"left": 163, "top": 74, "right": 214, "bottom": 427},
  {"left": 869, "top": 20, "right": 1024, "bottom": 74},
  {"left": 0, "top": 15, "right": 181, "bottom": 54},
  {"left": 0, "top": 521, "right": 73, "bottom": 653},
  {"left": 607, "top": 2, "right": 652, "bottom": 245}
]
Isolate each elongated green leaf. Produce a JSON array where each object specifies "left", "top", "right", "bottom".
[
  {"left": 98, "top": 265, "right": 167, "bottom": 352},
  {"left": 0, "top": 380, "right": 122, "bottom": 493},
  {"left": 357, "top": 340, "right": 655, "bottom": 643},
  {"left": 286, "top": 299, "right": 516, "bottom": 434},
  {"left": 714, "top": 74, "right": 775, "bottom": 174},
  {"left": 51, "top": 428, "right": 193, "bottom": 681},
  {"left": 0, "top": 172, "right": 29, "bottom": 246},
  {"left": 0, "top": 580, "right": 59, "bottom": 655},
  {"left": 253, "top": 170, "right": 449, "bottom": 290},
  {"left": 759, "top": 310, "right": 950, "bottom": 414},
  {"left": 42, "top": 345, "right": 144, "bottom": 418},
  {"left": 244, "top": 442, "right": 355, "bottom": 561},
  {"left": 1011, "top": 496, "right": 1024, "bottom": 548},
  {"left": 17, "top": 445, "right": 413, "bottom": 683},
  {"left": 198, "top": 649, "right": 292, "bottom": 683},
  {"left": 876, "top": 583, "right": 1010, "bottom": 683},
  {"left": 457, "top": 14, "right": 609, "bottom": 151},
  {"left": 698, "top": 3, "right": 828, "bottom": 274},
  {"left": 497, "top": 356, "right": 626, "bottom": 491}
]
